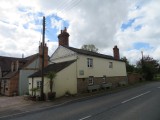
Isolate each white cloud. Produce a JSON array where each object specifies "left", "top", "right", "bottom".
[
  {"left": 0, "top": 0, "right": 160, "bottom": 65},
  {"left": 59, "top": 0, "right": 131, "bottom": 53},
  {"left": 50, "top": 18, "right": 63, "bottom": 32},
  {"left": 115, "top": 0, "right": 160, "bottom": 64}
]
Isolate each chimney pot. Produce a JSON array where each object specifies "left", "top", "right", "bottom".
[{"left": 64, "top": 27, "right": 67, "bottom": 32}]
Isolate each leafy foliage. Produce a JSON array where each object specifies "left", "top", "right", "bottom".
[
  {"left": 46, "top": 71, "right": 56, "bottom": 93},
  {"left": 81, "top": 44, "right": 98, "bottom": 53},
  {"left": 121, "top": 57, "right": 135, "bottom": 73},
  {"left": 136, "top": 56, "right": 159, "bottom": 80}
]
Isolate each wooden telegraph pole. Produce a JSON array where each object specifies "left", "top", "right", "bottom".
[{"left": 41, "top": 16, "right": 45, "bottom": 100}]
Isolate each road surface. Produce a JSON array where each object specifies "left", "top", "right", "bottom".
[{"left": 1, "top": 82, "right": 160, "bottom": 120}]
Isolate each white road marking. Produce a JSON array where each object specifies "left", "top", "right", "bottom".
[
  {"left": 121, "top": 91, "right": 151, "bottom": 104},
  {"left": 79, "top": 115, "right": 92, "bottom": 120}
]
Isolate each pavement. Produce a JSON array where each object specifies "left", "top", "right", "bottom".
[
  {"left": 0, "top": 94, "right": 84, "bottom": 118},
  {"left": 0, "top": 81, "right": 152, "bottom": 118}
]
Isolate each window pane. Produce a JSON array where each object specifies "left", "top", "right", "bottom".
[
  {"left": 109, "top": 62, "right": 113, "bottom": 68},
  {"left": 87, "top": 58, "right": 93, "bottom": 67},
  {"left": 102, "top": 75, "right": 106, "bottom": 83},
  {"left": 88, "top": 76, "right": 94, "bottom": 85},
  {"left": 37, "top": 81, "right": 42, "bottom": 89}
]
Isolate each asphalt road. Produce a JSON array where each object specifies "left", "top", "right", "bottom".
[{"left": 1, "top": 82, "right": 160, "bottom": 120}]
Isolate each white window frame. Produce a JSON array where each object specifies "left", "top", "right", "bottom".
[
  {"left": 109, "top": 62, "right": 113, "bottom": 68},
  {"left": 37, "top": 81, "right": 42, "bottom": 89},
  {"left": 87, "top": 58, "right": 93, "bottom": 67},
  {"left": 102, "top": 75, "right": 106, "bottom": 83},
  {"left": 88, "top": 76, "right": 94, "bottom": 85}
]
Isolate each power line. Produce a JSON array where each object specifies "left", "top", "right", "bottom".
[
  {"left": 56, "top": 0, "right": 81, "bottom": 16},
  {"left": 45, "top": 0, "right": 82, "bottom": 31},
  {"left": 55, "top": 0, "right": 72, "bottom": 11},
  {"left": 61, "top": 0, "right": 81, "bottom": 12}
]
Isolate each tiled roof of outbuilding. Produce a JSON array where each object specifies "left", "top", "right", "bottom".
[
  {"left": 0, "top": 56, "right": 25, "bottom": 71},
  {"left": 29, "top": 60, "right": 76, "bottom": 78},
  {"left": 0, "top": 54, "right": 38, "bottom": 72}
]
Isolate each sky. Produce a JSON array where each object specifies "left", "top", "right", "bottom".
[{"left": 0, "top": 0, "right": 160, "bottom": 65}]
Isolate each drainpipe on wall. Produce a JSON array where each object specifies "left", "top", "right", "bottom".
[
  {"left": 76, "top": 55, "right": 78, "bottom": 93},
  {"left": 32, "top": 77, "right": 33, "bottom": 96}
]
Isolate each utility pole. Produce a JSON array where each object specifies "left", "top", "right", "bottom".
[
  {"left": 41, "top": 16, "right": 45, "bottom": 100},
  {"left": 141, "top": 51, "right": 143, "bottom": 61}
]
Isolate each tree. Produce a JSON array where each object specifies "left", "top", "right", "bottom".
[
  {"left": 46, "top": 71, "right": 56, "bottom": 93},
  {"left": 121, "top": 57, "right": 135, "bottom": 73},
  {"left": 136, "top": 55, "right": 159, "bottom": 80},
  {"left": 81, "top": 44, "right": 98, "bottom": 53}
]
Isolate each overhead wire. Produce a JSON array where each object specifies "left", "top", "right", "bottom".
[
  {"left": 45, "top": 0, "right": 82, "bottom": 54},
  {"left": 56, "top": 0, "right": 81, "bottom": 16},
  {"left": 55, "top": 0, "right": 73, "bottom": 11},
  {"left": 45, "top": 0, "right": 82, "bottom": 30}
]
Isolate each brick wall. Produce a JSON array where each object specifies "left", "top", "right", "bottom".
[
  {"left": 107, "top": 76, "right": 127, "bottom": 87},
  {"left": 39, "top": 43, "right": 48, "bottom": 68},
  {"left": 5, "top": 74, "right": 19, "bottom": 96},
  {"left": 58, "top": 28, "right": 69, "bottom": 47},
  {"left": 77, "top": 78, "right": 88, "bottom": 93},
  {"left": 113, "top": 45, "right": 120, "bottom": 60},
  {"left": 128, "top": 73, "right": 143, "bottom": 85},
  {"left": 77, "top": 76, "right": 127, "bottom": 93}
]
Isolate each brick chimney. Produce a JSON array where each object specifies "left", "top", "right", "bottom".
[
  {"left": 39, "top": 42, "right": 48, "bottom": 68},
  {"left": 58, "top": 27, "right": 70, "bottom": 46},
  {"left": 113, "top": 45, "right": 120, "bottom": 60}
]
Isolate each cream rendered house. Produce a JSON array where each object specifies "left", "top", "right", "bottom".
[
  {"left": 28, "top": 60, "right": 77, "bottom": 98},
  {"left": 50, "top": 45, "right": 127, "bottom": 93},
  {"left": 28, "top": 28, "right": 127, "bottom": 98}
]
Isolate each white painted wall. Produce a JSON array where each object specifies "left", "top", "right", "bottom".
[
  {"left": 50, "top": 46, "right": 127, "bottom": 79},
  {"left": 77, "top": 54, "right": 127, "bottom": 78},
  {"left": 19, "top": 57, "right": 39, "bottom": 95},
  {"left": 28, "top": 77, "right": 42, "bottom": 96},
  {"left": 50, "top": 46, "right": 77, "bottom": 63},
  {"left": 26, "top": 57, "right": 40, "bottom": 69},
  {"left": 53, "top": 61, "right": 77, "bottom": 97},
  {"left": 28, "top": 62, "right": 77, "bottom": 98}
]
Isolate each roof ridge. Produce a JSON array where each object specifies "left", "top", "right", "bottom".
[{"left": 63, "top": 46, "right": 114, "bottom": 58}]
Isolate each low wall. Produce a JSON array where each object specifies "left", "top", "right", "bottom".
[
  {"left": 128, "top": 73, "right": 143, "bottom": 85},
  {"left": 77, "top": 76, "right": 127, "bottom": 93}
]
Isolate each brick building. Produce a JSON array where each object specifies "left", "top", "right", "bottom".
[{"left": 0, "top": 43, "right": 48, "bottom": 96}]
